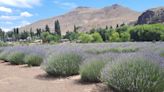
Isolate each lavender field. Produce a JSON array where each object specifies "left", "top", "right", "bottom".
[{"left": 0, "top": 42, "right": 164, "bottom": 92}]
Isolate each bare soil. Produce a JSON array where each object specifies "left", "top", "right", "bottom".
[{"left": 0, "top": 61, "right": 111, "bottom": 92}]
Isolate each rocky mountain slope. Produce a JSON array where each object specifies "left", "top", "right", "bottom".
[
  {"left": 137, "top": 7, "right": 164, "bottom": 24},
  {"left": 19, "top": 4, "right": 140, "bottom": 35}
]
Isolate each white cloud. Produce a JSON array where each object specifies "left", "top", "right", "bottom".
[
  {"left": 1, "top": 27, "right": 12, "bottom": 32},
  {"left": 0, "top": 0, "right": 41, "bottom": 8},
  {"left": 20, "top": 11, "right": 33, "bottom": 17},
  {"left": 54, "top": 1, "right": 77, "bottom": 9},
  {"left": 0, "top": 6, "right": 12, "bottom": 13},
  {"left": 0, "top": 11, "right": 33, "bottom": 20},
  {"left": 0, "top": 15, "right": 18, "bottom": 20}
]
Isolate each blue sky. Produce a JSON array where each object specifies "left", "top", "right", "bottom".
[{"left": 0, "top": 0, "right": 164, "bottom": 31}]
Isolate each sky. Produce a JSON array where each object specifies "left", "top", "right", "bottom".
[{"left": 0, "top": 0, "right": 164, "bottom": 32}]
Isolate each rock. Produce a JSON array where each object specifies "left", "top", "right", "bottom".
[{"left": 137, "top": 7, "right": 164, "bottom": 24}]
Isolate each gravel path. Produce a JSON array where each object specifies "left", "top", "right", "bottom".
[{"left": 0, "top": 61, "right": 108, "bottom": 92}]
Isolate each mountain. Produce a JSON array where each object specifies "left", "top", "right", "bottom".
[
  {"left": 137, "top": 7, "right": 164, "bottom": 24},
  {"left": 19, "top": 4, "right": 140, "bottom": 35}
]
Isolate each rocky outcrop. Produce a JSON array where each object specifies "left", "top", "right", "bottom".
[{"left": 137, "top": 7, "right": 164, "bottom": 24}]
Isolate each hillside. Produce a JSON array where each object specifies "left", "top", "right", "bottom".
[
  {"left": 137, "top": 7, "right": 164, "bottom": 24},
  {"left": 19, "top": 4, "right": 140, "bottom": 35}
]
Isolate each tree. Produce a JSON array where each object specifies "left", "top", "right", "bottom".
[
  {"left": 109, "top": 31, "right": 120, "bottom": 42},
  {"left": 64, "top": 31, "right": 78, "bottom": 41},
  {"left": 116, "top": 24, "right": 119, "bottom": 28},
  {"left": 91, "top": 32, "right": 103, "bottom": 42},
  {"left": 96, "top": 28, "right": 109, "bottom": 41},
  {"left": 30, "top": 28, "right": 34, "bottom": 39},
  {"left": 41, "top": 32, "right": 49, "bottom": 43},
  {"left": 20, "top": 31, "right": 29, "bottom": 40},
  {"left": 36, "top": 28, "right": 42, "bottom": 37},
  {"left": 78, "top": 33, "right": 93, "bottom": 43},
  {"left": 41, "top": 32, "right": 60, "bottom": 43},
  {"left": 45, "top": 25, "right": 50, "bottom": 33},
  {"left": 0, "top": 28, "right": 5, "bottom": 41},
  {"left": 120, "top": 32, "right": 130, "bottom": 42},
  {"left": 55, "top": 20, "right": 61, "bottom": 36}
]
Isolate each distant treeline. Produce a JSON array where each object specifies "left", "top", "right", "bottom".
[{"left": 0, "top": 22, "right": 164, "bottom": 43}]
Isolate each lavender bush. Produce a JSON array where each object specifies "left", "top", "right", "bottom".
[
  {"left": 24, "top": 54, "right": 43, "bottom": 66},
  {"left": 7, "top": 51, "right": 25, "bottom": 65},
  {"left": 42, "top": 50, "right": 84, "bottom": 76},
  {"left": 101, "top": 55, "right": 164, "bottom": 92},
  {"left": 80, "top": 57, "right": 107, "bottom": 82}
]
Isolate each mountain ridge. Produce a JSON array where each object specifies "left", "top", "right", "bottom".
[{"left": 19, "top": 4, "right": 141, "bottom": 34}]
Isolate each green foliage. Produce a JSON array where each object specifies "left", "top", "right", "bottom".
[
  {"left": 120, "top": 32, "right": 130, "bottom": 42},
  {"left": 86, "top": 48, "right": 139, "bottom": 54},
  {"left": 160, "top": 52, "right": 164, "bottom": 57},
  {"left": 101, "top": 57, "right": 164, "bottom": 92},
  {"left": 95, "top": 28, "right": 109, "bottom": 42},
  {"left": 45, "top": 25, "right": 50, "bottom": 33},
  {"left": 80, "top": 58, "right": 107, "bottom": 82},
  {"left": 55, "top": 20, "right": 61, "bottom": 36},
  {"left": 41, "top": 32, "right": 60, "bottom": 43},
  {"left": 130, "top": 24, "right": 164, "bottom": 41},
  {"left": 78, "top": 33, "right": 93, "bottom": 43},
  {"left": 24, "top": 54, "right": 43, "bottom": 66},
  {"left": 0, "top": 41, "right": 10, "bottom": 47},
  {"left": 7, "top": 52, "right": 25, "bottom": 65},
  {"left": 109, "top": 31, "right": 120, "bottom": 42},
  {"left": 20, "top": 31, "right": 29, "bottom": 39},
  {"left": 108, "top": 48, "right": 139, "bottom": 53},
  {"left": 91, "top": 32, "right": 103, "bottom": 42},
  {"left": 0, "top": 51, "right": 9, "bottom": 61},
  {"left": 64, "top": 31, "right": 78, "bottom": 41},
  {"left": 42, "top": 52, "right": 83, "bottom": 76},
  {"left": 41, "top": 32, "right": 49, "bottom": 42}
]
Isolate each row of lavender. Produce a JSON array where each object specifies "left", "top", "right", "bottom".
[{"left": 0, "top": 42, "right": 164, "bottom": 92}]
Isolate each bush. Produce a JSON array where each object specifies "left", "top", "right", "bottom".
[
  {"left": 24, "top": 54, "right": 43, "bottom": 66},
  {"left": 78, "top": 33, "right": 93, "bottom": 43},
  {"left": 109, "top": 31, "right": 120, "bottom": 42},
  {"left": 42, "top": 52, "right": 83, "bottom": 77},
  {"left": 7, "top": 52, "right": 25, "bottom": 65},
  {"left": 101, "top": 56, "right": 164, "bottom": 92},
  {"left": 130, "top": 24, "right": 164, "bottom": 41},
  {"left": 80, "top": 58, "right": 107, "bottom": 82},
  {"left": 120, "top": 32, "right": 130, "bottom": 42},
  {"left": 0, "top": 51, "right": 9, "bottom": 61},
  {"left": 91, "top": 32, "right": 103, "bottom": 42}
]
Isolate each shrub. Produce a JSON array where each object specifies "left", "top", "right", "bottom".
[
  {"left": 109, "top": 31, "right": 120, "bottom": 42},
  {"left": 120, "top": 32, "right": 130, "bottom": 42},
  {"left": 101, "top": 56, "right": 164, "bottom": 92},
  {"left": 0, "top": 51, "right": 9, "bottom": 61},
  {"left": 80, "top": 58, "right": 107, "bottom": 82},
  {"left": 24, "top": 54, "right": 43, "bottom": 66},
  {"left": 42, "top": 52, "right": 83, "bottom": 77},
  {"left": 78, "top": 33, "right": 93, "bottom": 43},
  {"left": 7, "top": 52, "right": 25, "bottom": 65},
  {"left": 91, "top": 32, "right": 103, "bottom": 43}
]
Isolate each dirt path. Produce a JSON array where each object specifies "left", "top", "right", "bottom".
[{"left": 0, "top": 61, "right": 110, "bottom": 92}]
